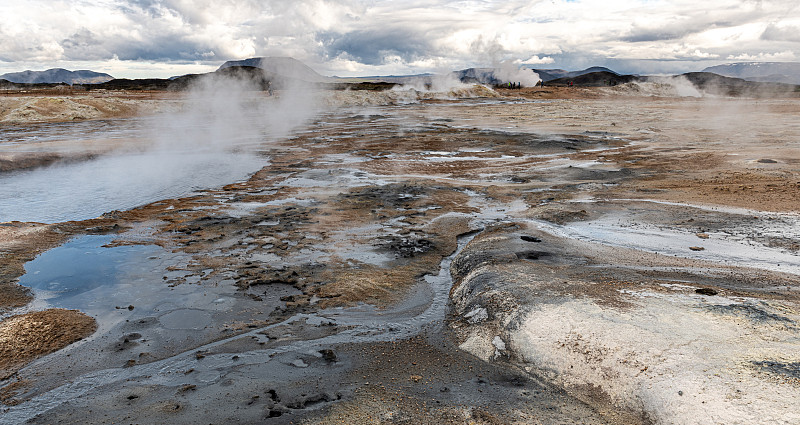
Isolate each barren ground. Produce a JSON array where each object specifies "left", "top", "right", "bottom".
[{"left": 1, "top": 85, "right": 798, "bottom": 424}]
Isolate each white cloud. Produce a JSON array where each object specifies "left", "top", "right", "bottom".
[{"left": 520, "top": 55, "right": 555, "bottom": 65}]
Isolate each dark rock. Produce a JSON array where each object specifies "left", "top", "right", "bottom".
[
  {"left": 695, "top": 288, "right": 718, "bottom": 296},
  {"left": 319, "top": 349, "right": 337, "bottom": 363}
]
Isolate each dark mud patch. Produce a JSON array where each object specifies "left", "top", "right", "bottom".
[
  {"left": 335, "top": 182, "right": 429, "bottom": 213},
  {"left": 376, "top": 234, "right": 436, "bottom": 258},
  {"left": 309, "top": 332, "right": 622, "bottom": 424},
  {"left": 476, "top": 130, "right": 612, "bottom": 154},
  {"left": 515, "top": 250, "right": 552, "bottom": 261},
  {"left": 705, "top": 304, "right": 794, "bottom": 324},
  {"left": 751, "top": 360, "right": 800, "bottom": 380},
  {"left": 536, "top": 208, "right": 590, "bottom": 224}
]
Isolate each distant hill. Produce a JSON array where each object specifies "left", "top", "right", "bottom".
[
  {"left": 80, "top": 65, "right": 391, "bottom": 92},
  {"left": 529, "top": 66, "right": 619, "bottom": 82},
  {"left": 702, "top": 62, "right": 800, "bottom": 85},
  {"left": 531, "top": 69, "right": 567, "bottom": 82},
  {"left": 217, "top": 57, "right": 328, "bottom": 83},
  {"left": 86, "top": 66, "right": 274, "bottom": 91},
  {"left": 677, "top": 72, "right": 799, "bottom": 97},
  {"left": 0, "top": 68, "right": 113, "bottom": 84},
  {"left": 547, "top": 71, "right": 637, "bottom": 87}
]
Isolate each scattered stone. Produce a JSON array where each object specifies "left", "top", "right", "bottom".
[
  {"left": 520, "top": 235, "right": 542, "bottom": 243},
  {"left": 757, "top": 159, "right": 778, "bottom": 163},
  {"left": 689, "top": 246, "right": 705, "bottom": 251},
  {"left": 695, "top": 288, "right": 718, "bottom": 296},
  {"left": 492, "top": 336, "right": 506, "bottom": 352},
  {"left": 410, "top": 375, "right": 423, "bottom": 383},
  {"left": 696, "top": 233, "right": 710, "bottom": 239},
  {"left": 464, "top": 307, "right": 489, "bottom": 324}
]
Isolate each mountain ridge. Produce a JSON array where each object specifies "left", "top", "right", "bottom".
[
  {"left": 217, "top": 57, "right": 328, "bottom": 83},
  {"left": 0, "top": 68, "right": 114, "bottom": 85},
  {"left": 702, "top": 62, "right": 800, "bottom": 85}
]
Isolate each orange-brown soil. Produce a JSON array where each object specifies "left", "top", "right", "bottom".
[{"left": 0, "top": 309, "right": 96, "bottom": 380}]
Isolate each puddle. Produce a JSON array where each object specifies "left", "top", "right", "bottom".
[{"left": 18, "top": 235, "right": 162, "bottom": 309}]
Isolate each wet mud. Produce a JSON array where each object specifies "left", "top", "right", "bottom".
[{"left": 1, "top": 91, "right": 799, "bottom": 424}]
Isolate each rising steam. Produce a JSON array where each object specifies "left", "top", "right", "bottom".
[
  {"left": 493, "top": 60, "right": 541, "bottom": 87},
  {"left": 0, "top": 70, "right": 321, "bottom": 223}
]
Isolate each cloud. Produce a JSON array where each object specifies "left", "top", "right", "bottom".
[
  {"left": 727, "top": 50, "right": 797, "bottom": 61},
  {"left": 0, "top": 0, "right": 798, "bottom": 78},
  {"left": 761, "top": 23, "right": 800, "bottom": 43},
  {"left": 319, "top": 28, "right": 434, "bottom": 65},
  {"left": 520, "top": 55, "right": 554, "bottom": 65}
]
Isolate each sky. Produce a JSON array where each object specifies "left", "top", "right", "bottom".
[{"left": 0, "top": 0, "right": 798, "bottom": 79}]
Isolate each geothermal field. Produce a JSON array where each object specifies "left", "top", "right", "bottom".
[{"left": 1, "top": 81, "right": 800, "bottom": 424}]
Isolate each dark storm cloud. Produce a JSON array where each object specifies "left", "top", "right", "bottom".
[
  {"left": 621, "top": 29, "right": 696, "bottom": 43},
  {"left": 761, "top": 24, "right": 800, "bottom": 43},
  {"left": 619, "top": 20, "right": 733, "bottom": 43},
  {"left": 112, "top": 39, "right": 215, "bottom": 62},
  {"left": 60, "top": 29, "right": 106, "bottom": 60},
  {"left": 60, "top": 28, "right": 213, "bottom": 62},
  {"left": 319, "top": 28, "right": 434, "bottom": 65}
]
